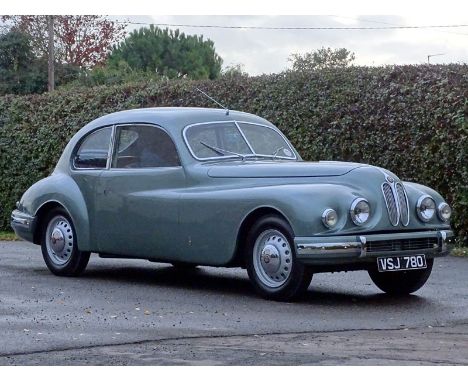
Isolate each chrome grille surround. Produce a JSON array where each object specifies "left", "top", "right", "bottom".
[
  {"left": 382, "top": 182, "right": 399, "bottom": 226},
  {"left": 381, "top": 177, "right": 410, "bottom": 227},
  {"left": 395, "top": 182, "right": 410, "bottom": 226}
]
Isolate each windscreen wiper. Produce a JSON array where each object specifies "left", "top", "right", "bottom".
[
  {"left": 272, "top": 146, "right": 285, "bottom": 160},
  {"left": 200, "top": 141, "right": 246, "bottom": 160}
]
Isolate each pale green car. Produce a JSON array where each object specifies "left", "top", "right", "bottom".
[{"left": 11, "top": 107, "right": 453, "bottom": 300}]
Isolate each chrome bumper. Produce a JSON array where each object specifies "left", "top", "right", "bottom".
[
  {"left": 11, "top": 209, "right": 36, "bottom": 242},
  {"left": 295, "top": 230, "right": 453, "bottom": 265}
]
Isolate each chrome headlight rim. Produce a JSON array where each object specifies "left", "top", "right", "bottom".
[
  {"left": 416, "top": 195, "right": 436, "bottom": 222},
  {"left": 350, "top": 197, "right": 370, "bottom": 226},
  {"left": 437, "top": 202, "right": 451, "bottom": 222},
  {"left": 321, "top": 208, "right": 338, "bottom": 229}
]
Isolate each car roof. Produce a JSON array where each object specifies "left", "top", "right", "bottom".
[{"left": 83, "top": 107, "right": 276, "bottom": 133}]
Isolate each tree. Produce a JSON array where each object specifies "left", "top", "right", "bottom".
[
  {"left": 221, "top": 63, "right": 249, "bottom": 78},
  {"left": 0, "top": 29, "right": 83, "bottom": 95},
  {"left": 0, "top": 30, "right": 47, "bottom": 95},
  {"left": 289, "top": 47, "right": 355, "bottom": 71},
  {"left": 107, "top": 25, "right": 223, "bottom": 80},
  {"left": 1, "top": 15, "right": 127, "bottom": 68}
]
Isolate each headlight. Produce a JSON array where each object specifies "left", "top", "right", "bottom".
[
  {"left": 416, "top": 195, "right": 436, "bottom": 222},
  {"left": 350, "top": 198, "right": 370, "bottom": 225},
  {"left": 322, "top": 208, "right": 338, "bottom": 229},
  {"left": 437, "top": 202, "right": 451, "bottom": 222}
]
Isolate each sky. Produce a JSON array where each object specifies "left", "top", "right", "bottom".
[{"left": 114, "top": 15, "right": 468, "bottom": 75}]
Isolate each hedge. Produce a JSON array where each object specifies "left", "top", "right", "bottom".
[{"left": 0, "top": 64, "right": 467, "bottom": 243}]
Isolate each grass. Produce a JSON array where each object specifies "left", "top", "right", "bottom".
[
  {"left": 451, "top": 247, "right": 468, "bottom": 257},
  {"left": 0, "top": 231, "right": 19, "bottom": 241}
]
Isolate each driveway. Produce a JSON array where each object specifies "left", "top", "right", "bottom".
[{"left": 0, "top": 241, "right": 467, "bottom": 365}]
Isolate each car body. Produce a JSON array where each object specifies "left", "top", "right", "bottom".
[{"left": 11, "top": 107, "right": 453, "bottom": 300}]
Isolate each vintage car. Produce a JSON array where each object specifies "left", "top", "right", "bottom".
[{"left": 11, "top": 107, "right": 453, "bottom": 300}]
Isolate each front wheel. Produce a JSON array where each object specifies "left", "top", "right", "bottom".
[
  {"left": 41, "top": 207, "right": 90, "bottom": 276},
  {"left": 368, "top": 258, "right": 434, "bottom": 295},
  {"left": 245, "top": 215, "right": 312, "bottom": 301}
]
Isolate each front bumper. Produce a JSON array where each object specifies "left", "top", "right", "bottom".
[
  {"left": 295, "top": 230, "right": 453, "bottom": 266},
  {"left": 11, "top": 209, "right": 36, "bottom": 242}
]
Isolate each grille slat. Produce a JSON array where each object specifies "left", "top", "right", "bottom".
[
  {"left": 382, "top": 183, "right": 398, "bottom": 226},
  {"left": 367, "top": 237, "right": 438, "bottom": 253},
  {"left": 396, "top": 183, "right": 410, "bottom": 226}
]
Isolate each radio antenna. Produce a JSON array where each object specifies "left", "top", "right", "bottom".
[{"left": 195, "top": 88, "right": 230, "bottom": 115}]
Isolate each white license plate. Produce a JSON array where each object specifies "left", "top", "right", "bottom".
[{"left": 377, "top": 255, "right": 427, "bottom": 272}]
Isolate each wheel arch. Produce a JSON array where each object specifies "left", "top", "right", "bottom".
[
  {"left": 33, "top": 200, "right": 68, "bottom": 244},
  {"left": 230, "top": 206, "right": 293, "bottom": 267},
  {"left": 22, "top": 174, "right": 93, "bottom": 251}
]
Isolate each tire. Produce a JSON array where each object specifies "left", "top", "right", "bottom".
[
  {"left": 368, "top": 258, "right": 434, "bottom": 295},
  {"left": 40, "top": 207, "right": 90, "bottom": 276},
  {"left": 245, "top": 215, "right": 313, "bottom": 301}
]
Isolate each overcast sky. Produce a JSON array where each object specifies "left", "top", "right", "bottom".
[{"left": 115, "top": 15, "right": 468, "bottom": 75}]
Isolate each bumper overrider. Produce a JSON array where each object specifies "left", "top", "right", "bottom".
[
  {"left": 295, "top": 230, "right": 453, "bottom": 265},
  {"left": 11, "top": 209, "right": 36, "bottom": 242}
]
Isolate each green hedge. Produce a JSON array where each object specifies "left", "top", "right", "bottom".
[{"left": 1, "top": 64, "right": 467, "bottom": 243}]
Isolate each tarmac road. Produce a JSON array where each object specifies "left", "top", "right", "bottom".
[{"left": 0, "top": 241, "right": 467, "bottom": 365}]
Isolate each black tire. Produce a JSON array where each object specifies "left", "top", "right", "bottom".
[
  {"left": 245, "top": 214, "right": 313, "bottom": 301},
  {"left": 40, "top": 207, "right": 90, "bottom": 276},
  {"left": 368, "top": 258, "right": 434, "bottom": 295}
]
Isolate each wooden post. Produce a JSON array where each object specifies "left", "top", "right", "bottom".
[{"left": 47, "top": 15, "right": 55, "bottom": 92}]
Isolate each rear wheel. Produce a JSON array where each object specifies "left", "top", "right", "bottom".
[
  {"left": 245, "top": 215, "right": 312, "bottom": 301},
  {"left": 41, "top": 207, "right": 90, "bottom": 276},
  {"left": 368, "top": 258, "right": 434, "bottom": 295}
]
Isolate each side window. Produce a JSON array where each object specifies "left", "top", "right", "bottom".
[
  {"left": 112, "top": 125, "right": 180, "bottom": 168},
  {"left": 73, "top": 127, "right": 112, "bottom": 169}
]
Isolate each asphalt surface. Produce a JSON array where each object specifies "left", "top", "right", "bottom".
[{"left": 0, "top": 241, "right": 467, "bottom": 365}]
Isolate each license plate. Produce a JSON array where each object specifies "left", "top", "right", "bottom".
[{"left": 377, "top": 255, "right": 427, "bottom": 272}]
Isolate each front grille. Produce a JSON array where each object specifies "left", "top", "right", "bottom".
[
  {"left": 382, "top": 180, "right": 410, "bottom": 226},
  {"left": 382, "top": 183, "right": 398, "bottom": 225},
  {"left": 367, "top": 237, "right": 438, "bottom": 253},
  {"left": 396, "top": 183, "right": 409, "bottom": 226}
]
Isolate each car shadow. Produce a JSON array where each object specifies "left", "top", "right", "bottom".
[
  {"left": 70, "top": 261, "right": 432, "bottom": 308},
  {"left": 82, "top": 264, "right": 254, "bottom": 295}
]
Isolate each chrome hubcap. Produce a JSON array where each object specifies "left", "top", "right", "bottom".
[
  {"left": 253, "top": 229, "right": 292, "bottom": 288},
  {"left": 45, "top": 216, "right": 74, "bottom": 266},
  {"left": 50, "top": 228, "right": 65, "bottom": 252}
]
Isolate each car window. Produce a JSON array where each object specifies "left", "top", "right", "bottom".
[
  {"left": 237, "top": 123, "right": 295, "bottom": 159},
  {"left": 112, "top": 124, "right": 180, "bottom": 168},
  {"left": 73, "top": 127, "right": 112, "bottom": 169},
  {"left": 185, "top": 122, "right": 252, "bottom": 159}
]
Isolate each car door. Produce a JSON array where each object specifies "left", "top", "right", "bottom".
[
  {"left": 70, "top": 126, "right": 113, "bottom": 248},
  {"left": 95, "top": 123, "right": 186, "bottom": 260}
]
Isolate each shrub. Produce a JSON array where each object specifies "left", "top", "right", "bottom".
[{"left": 0, "top": 64, "right": 466, "bottom": 243}]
